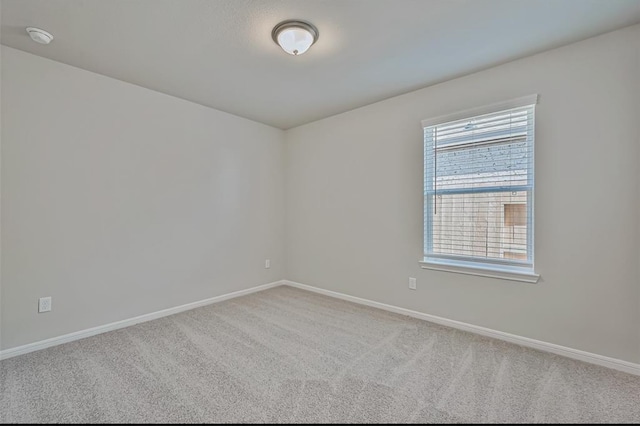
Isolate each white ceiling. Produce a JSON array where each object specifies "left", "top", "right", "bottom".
[{"left": 2, "top": 0, "right": 639, "bottom": 129}]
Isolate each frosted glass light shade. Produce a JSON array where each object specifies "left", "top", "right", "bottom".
[
  {"left": 277, "top": 27, "right": 313, "bottom": 55},
  {"left": 272, "top": 20, "right": 319, "bottom": 56}
]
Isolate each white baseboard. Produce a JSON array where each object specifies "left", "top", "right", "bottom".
[
  {"left": 283, "top": 280, "right": 640, "bottom": 376},
  {"left": 0, "top": 280, "right": 285, "bottom": 361},
  {"left": 4, "top": 278, "right": 639, "bottom": 376}
]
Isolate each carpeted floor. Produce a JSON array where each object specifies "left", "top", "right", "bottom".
[{"left": 1, "top": 286, "right": 639, "bottom": 423}]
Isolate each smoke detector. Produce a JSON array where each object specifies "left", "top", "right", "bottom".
[{"left": 26, "top": 27, "right": 53, "bottom": 45}]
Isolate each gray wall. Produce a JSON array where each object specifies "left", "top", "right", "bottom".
[
  {"left": 1, "top": 47, "right": 285, "bottom": 350},
  {"left": 285, "top": 25, "right": 640, "bottom": 363},
  {"left": 2, "top": 25, "right": 639, "bottom": 364}
]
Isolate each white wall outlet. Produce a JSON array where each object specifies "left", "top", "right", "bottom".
[
  {"left": 409, "top": 277, "right": 417, "bottom": 290},
  {"left": 265, "top": 259, "right": 271, "bottom": 269},
  {"left": 38, "top": 296, "right": 52, "bottom": 313}
]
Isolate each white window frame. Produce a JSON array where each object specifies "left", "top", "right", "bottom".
[{"left": 419, "top": 95, "right": 540, "bottom": 283}]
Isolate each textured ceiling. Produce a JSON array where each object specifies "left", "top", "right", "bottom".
[{"left": 2, "top": 0, "right": 639, "bottom": 129}]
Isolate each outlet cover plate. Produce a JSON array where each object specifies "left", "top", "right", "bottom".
[
  {"left": 38, "top": 297, "right": 52, "bottom": 313},
  {"left": 409, "top": 277, "right": 417, "bottom": 290}
]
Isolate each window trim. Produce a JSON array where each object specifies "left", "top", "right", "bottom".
[
  {"left": 421, "top": 94, "right": 538, "bottom": 128},
  {"left": 419, "top": 257, "right": 540, "bottom": 283},
  {"left": 421, "top": 95, "right": 539, "bottom": 282}
]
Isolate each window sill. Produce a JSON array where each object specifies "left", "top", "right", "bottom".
[{"left": 419, "top": 258, "right": 540, "bottom": 283}]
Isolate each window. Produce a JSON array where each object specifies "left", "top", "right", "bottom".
[{"left": 421, "top": 95, "right": 539, "bottom": 282}]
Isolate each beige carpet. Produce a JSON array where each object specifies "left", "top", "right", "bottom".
[{"left": 1, "top": 285, "right": 639, "bottom": 423}]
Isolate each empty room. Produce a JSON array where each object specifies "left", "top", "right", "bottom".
[{"left": 1, "top": 0, "right": 639, "bottom": 423}]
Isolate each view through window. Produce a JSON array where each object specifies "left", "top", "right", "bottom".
[{"left": 423, "top": 100, "right": 535, "bottom": 270}]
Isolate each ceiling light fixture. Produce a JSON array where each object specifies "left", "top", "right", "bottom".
[
  {"left": 26, "top": 27, "right": 54, "bottom": 45},
  {"left": 272, "top": 20, "right": 318, "bottom": 56}
]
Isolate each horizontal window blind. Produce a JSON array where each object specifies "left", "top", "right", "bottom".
[{"left": 424, "top": 101, "right": 535, "bottom": 269}]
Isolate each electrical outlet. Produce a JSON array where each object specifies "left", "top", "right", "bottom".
[
  {"left": 38, "top": 297, "right": 52, "bottom": 313},
  {"left": 265, "top": 259, "right": 271, "bottom": 269},
  {"left": 409, "top": 277, "right": 417, "bottom": 290}
]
